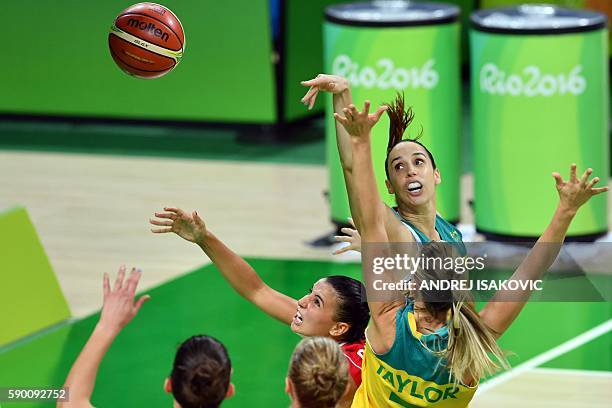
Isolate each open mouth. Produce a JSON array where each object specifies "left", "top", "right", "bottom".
[
  {"left": 292, "top": 310, "right": 304, "bottom": 326},
  {"left": 407, "top": 181, "right": 423, "bottom": 193}
]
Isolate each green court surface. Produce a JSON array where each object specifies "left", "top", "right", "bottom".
[{"left": 0, "top": 259, "right": 610, "bottom": 407}]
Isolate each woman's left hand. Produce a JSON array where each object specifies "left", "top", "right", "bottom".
[
  {"left": 333, "top": 218, "right": 362, "bottom": 255},
  {"left": 553, "top": 163, "right": 609, "bottom": 213}
]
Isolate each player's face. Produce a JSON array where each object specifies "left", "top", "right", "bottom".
[
  {"left": 386, "top": 142, "right": 440, "bottom": 208},
  {"left": 291, "top": 279, "right": 341, "bottom": 338}
]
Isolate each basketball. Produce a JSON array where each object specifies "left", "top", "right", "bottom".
[{"left": 108, "top": 2, "right": 185, "bottom": 79}]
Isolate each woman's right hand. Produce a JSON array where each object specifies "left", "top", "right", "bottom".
[
  {"left": 150, "top": 207, "right": 207, "bottom": 244},
  {"left": 300, "top": 74, "right": 350, "bottom": 110},
  {"left": 334, "top": 101, "right": 387, "bottom": 139},
  {"left": 99, "top": 266, "right": 150, "bottom": 334}
]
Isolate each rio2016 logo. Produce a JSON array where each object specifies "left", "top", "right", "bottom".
[
  {"left": 479, "top": 63, "right": 586, "bottom": 97},
  {"left": 331, "top": 55, "right": 439, "bottom": 90}
]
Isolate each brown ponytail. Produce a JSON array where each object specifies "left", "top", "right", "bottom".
[
  {"left": 384, "top": 92, "right": 417, "bottom": 154},
  {"left": 383, "top": 92, "right": 433, "bottom": 180}
]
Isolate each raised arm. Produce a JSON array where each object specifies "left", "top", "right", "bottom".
[
  {"left": 150, "top": 207, "right": 297, "bottom": 325},
  {"left": 333, "top": 102, "right": 406, "bottom": 350},
  {"left": 302, "top": 79, "right": 413, "bottom": 243},
  {"left": 302, "top": 75, "right": 354, "bottom": 171},
  {"left": 302, "top": 75, "right": 370, "bottom": 234},
  {"left": 480, "top": 164, "right": 609, "bottom": 336},
  {"left": 58, "top": 267, "right": 150, "bottom": 408},
  {"left": 333, "top": 102, "right": 389, "bottom": 238}
]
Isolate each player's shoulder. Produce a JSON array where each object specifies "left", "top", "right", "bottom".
[
  {"left": 384, "top": 205, "right": 401, "bottom": 225},
  {"left": 384, "top": 205, "right": 416, "bottom": 241},
  {"left": 341, "top": 339, "right": 366, "bottom": 370},
  {"left": 341, "top": 338, "right": 365, "bottom": 353},
  {"left": 435, "top": 214, "right": 462, "bottom": 242},
  {"left": 341, "top": 339, "right": 365, "bottom": 361}
]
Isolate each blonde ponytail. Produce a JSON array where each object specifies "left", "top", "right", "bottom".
[
  {"left": 445, "top": 301, "right": 510, "bottom": 385},
  {"left": 413, "top": 242, "right": 510, "bottom": 385}
]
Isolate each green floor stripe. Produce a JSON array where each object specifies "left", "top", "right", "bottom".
[
  {"left": 542, "top": 330, "right": 612, "bottom": 372},
  {"left": 496, "top": 302, "right": 611, "bottom": 370}
]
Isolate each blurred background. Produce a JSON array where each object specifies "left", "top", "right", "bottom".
[{"left": 1, "top": 0, "right": 610, "bottom": 407}]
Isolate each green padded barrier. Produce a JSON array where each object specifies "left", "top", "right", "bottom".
[
  {"left": 470, "top": 9, "right": 609, "bottom": 237},
  {"left": 1, "top": 1, "right": 276, "bottom": 123},
  {"left": 0, "top": 207, "right": 71, "bottom": 347},
  {"left": 324, "top": 6, "right": 462, "bottom": 224},
  {"left": 283, "top": 0, "right": 339, "bottom": 122},
  {"left": 478, "top": 1, "right": 612, "bottom": 58}
]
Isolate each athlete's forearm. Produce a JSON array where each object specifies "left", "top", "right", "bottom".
[
  {"left": 197, "top": 231, "right": 297, "bottom": 324},
  {"left": 481, "top": 204, "right": 576, "bottom": 336},
  {"left": 350, "top": 136, "right": 387, "bottom": 237},
  {"left": 512, "top": 203, "right": 574, "bottom": 281},
  {"left": 332, "top": 84, "right": 375, "bottom": 233},
  {"left": 537, "top": 203, "right": 576, "bottom": 243},
  {"left": 198, "top": 231, "right": 269, "bottom": 302},
  {"left": 59, "top": 325, "right": 118, "bottom": 407},
  {"left": 333, "top": 88, "right": 355, "bottom": 172}
]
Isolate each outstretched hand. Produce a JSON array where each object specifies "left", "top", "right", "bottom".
[
  {"left": 99, "top": 266, "right": 150, "bottom": 333},
  {"left": 150, "top": 207, "right": 207, "bottom": 244},
  {"left": 552, "top": 164, "right": 609, "bottom": 212},
  {"left": 333, "top": 217, "right": 362, "bottom": 255},
  {"left": 300, "top": 74, "right": 349, "bottom": 110},
  {"left": 333, "top": 101, "right": 387, "bottom": 138}
]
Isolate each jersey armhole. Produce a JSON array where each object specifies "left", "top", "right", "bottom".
[{"left": 365, "top": 306, "right": 406, "bottom": 358}]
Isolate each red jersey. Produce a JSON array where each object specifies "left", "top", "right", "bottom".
[{"left": 340, "top": 339, "right": 365, "bottom": 386}]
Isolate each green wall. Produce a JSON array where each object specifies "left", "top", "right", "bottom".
[
  {"left": 284, "top": 0, "right": 338, "bottom": 121},
  {"left": 1, "top": 1, "right": 276, "bottom": 123}
]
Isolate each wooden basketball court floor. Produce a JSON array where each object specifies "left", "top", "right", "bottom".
[{"left": 1, "top": 148, "right": 610, "bottom": 407}]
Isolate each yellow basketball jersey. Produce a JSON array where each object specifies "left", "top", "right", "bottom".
[{"left": 351, "top": 302, "right": 477, "bottom": 407}]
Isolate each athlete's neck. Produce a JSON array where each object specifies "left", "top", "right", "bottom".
[
  {"left": 413, "top": 302, "right": 445, "bottom": 333},
  {"left": 397, "top": 199, "right": 438, "bottom": 240}
]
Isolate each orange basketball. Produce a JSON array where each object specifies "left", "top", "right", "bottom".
[{"left": 108, "top": 2, "right": 185, "bottom": 79}]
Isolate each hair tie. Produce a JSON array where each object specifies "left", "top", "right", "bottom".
[{"left": 452, "top": 302, "right": 463, "bottom": 331}]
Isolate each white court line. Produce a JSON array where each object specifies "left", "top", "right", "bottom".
[
  {"left": 531, "top": 367, "right": 612, "bottom": 378},
  {"left": 477, "top": 319, "right": 612, "bottom": 395}
]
